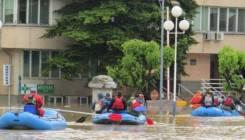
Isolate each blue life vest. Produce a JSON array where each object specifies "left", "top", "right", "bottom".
[{"left": 24, "top": 104, "right": 37, "bottom": 115}]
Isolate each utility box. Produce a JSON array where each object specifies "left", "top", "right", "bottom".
[{"left": 88, "top": 75, "right": 117, "bottom": 103}]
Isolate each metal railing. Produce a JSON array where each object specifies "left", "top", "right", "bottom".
[{"left": 201, "top": 79, "right": 226, "bottom": 95}]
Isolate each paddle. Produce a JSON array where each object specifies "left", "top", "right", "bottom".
[
  {"left": 76, "top": 116, "right": 88, "bottom": 123},
  {"left": 50, "top": 108, "right": 98, "bottom": 123},
  {"left": 134, "top": 106, "right": 154, "bottom": 125}
]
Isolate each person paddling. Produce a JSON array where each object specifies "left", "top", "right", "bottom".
[
  {"left": 109, "top": 92, "right": 127, "bottom": 113},
  {"left": 23, "top": 89, "right": 45, "bottom": 117}
]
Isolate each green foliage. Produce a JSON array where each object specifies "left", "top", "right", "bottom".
[
  {"left": 107, "top": 39, "right": 174, "bottom": 91},
  {"left": 218, "top": 46, "right": 245, "bottom": 93},
  {"left": 43, "top": 0, "right": 197, "bottom": 79}
]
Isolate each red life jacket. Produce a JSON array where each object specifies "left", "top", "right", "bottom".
[
  {"left": 131, "top": 100, "right": 141, "bottom": 109},
  {"left": 213, "top": 98, "right": 219, "bottom": 106},
  {"left": 224, "top": 96, "right": 233, "bottom": 106},
  {"left": 191, "top": 93, "right": 203, "bottom": 104},
  {"left": 112, "top": 96, "right": 124, "bottom": 110}
]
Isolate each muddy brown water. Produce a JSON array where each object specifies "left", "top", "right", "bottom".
[{"left": 0, "top": 102, "right": 244, "bottom": 140}]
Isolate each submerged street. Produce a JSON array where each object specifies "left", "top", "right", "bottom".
[{"left": 0, "top": 102, "right": 244, "bottom": 140}]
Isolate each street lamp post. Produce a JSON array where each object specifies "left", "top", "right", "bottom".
[
  {"left": 164, "top": 5, "right": 190, "bottom": 117},
  {"left": 159, "top": 0, "right": 165, "bottom": 106}
]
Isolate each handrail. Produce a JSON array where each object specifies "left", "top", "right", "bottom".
[{"left": 178, "top": 84, "right": 194, "bottom": 96}]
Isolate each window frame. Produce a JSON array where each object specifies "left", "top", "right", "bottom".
[
  {"left": 23, "top": 50, "right": 63, "bottom": 79},
  {"left": 194, "top": 6, "right": 245, "bottom": 33},
  {"left": 2, "top": 0, "right": 50, "bottom": 25}
]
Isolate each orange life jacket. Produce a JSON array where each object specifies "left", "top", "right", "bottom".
[{"left": 191, "top": 93, "right": 203, "bottom": 104}]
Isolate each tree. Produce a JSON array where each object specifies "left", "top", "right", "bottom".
[
  {"left": 43, "top": 0, "right": 197, "bottom": 79},
  {"left": 218, "top": 46, "right": 245, "bottom": 96},
  {"left": 107, "top": 39, "right": 174, "bottom": 95}
]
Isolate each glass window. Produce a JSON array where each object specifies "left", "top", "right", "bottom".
[
  {"left": 229, "top": 8, "right": 237, "bottom": 32},
  {"left": 4, "top": 0, "right": 14, "bottom": 23},
  {"left": 238, "top": 9, "right": 245, "bottom": 32},
  {"left": 201, "top": 7, "right": 209, "bottom": 31},
  {"left": 41, "top": 51, "right": 49, "bottom": 77},
  {"left": 51, "top": 51, "right": 59, "bottom": 78},
  {"left": 31, "top": 51, "right": 40, "bottom": 77},
  {"left": 23, "top": 51, "right": 30, "bottom": 77},
  {"left": 40, "top": 0, "right": 49, "bottom": 24},
  {"left": 210, "top": 8, "right": 218, "bottom": 31},
  {"left": 29, "top": 0, "right": 38, "bottom": 24},
  {"left": 193, "top": 7, "right": 201, "bottom": 31},
  {"left": 18, "top": 0, "right": 27, "bottom": 23},
  {"left": 219, "top": 8, "right": 227, "bottom": 32}
]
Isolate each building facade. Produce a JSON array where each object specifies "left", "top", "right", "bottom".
[
  {"left": 0, "top": 0, "right": 244, "bottom": 97},
  {"left": 182, "top": 0, "right": 245, "bottom": 91},
  {"left": 0, "top": 0, "right": 91, "bottom": 97}
]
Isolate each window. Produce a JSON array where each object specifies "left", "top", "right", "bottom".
[
  {"left": 31, "top": 51, "right": 40, "bottom": 77},
  {"left": 201, "top": 7, "right": 209, "bottom": 31},
  {"left": 219, "top": 8, "right": 227, "bottom": 32},
  {"left": 51, "top": 51, "right": 59, "bottom": 78},
  {"left": 4, "top": 0, "right": 14, "bottom": 23},
  {"left": 29, "top": 0, "right": 38, "bottom": 24},
  {"left": 190, "top": 59, "right": 197, "bottom": 66},
  {"left": 228, "top": 8, "right": 237, "bottom": 32},
  {"left": 3, "top": 0, "right": 49, "bottom": 25},
  {"left": 23, "top": 50, "right": 60, "bottom": 78},
  {"left": 193, "top": 7, "right": 201, "bottom": 31},
  {"left": 238, "top": 9, "right": 245, "bottom": 32},
  {"left": 41, "top": 51, "right": 49, "bottom": 77},
  {"left": 23, "top": 51, "right": 30, "bottom": 77},
  {"left": 210, "top": 8, "right": 218, "bottom": 31},
  {"left": 40, "top": 0, "right": 49, "bottom": 24},
  {"left": 195, "top": 6, "right": 245, "bottom": 33},
  {"left": 18, "top": 0, "right": 27, "bottom": 23}
]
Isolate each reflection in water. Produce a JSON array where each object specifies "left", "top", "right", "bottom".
[{"left": 0, "top": 102, "right": 244, "bottom": 140}]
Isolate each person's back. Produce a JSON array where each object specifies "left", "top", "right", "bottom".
[
  {"left": 110, "top": 92, "right": 127, "bottom": 112},
  {"left": 92, "top": 93, "right": 105, "bottom": 114},
  {"left": 103, "top": 93, "right": 112, "bottom": 109},
  {"left": 23, "top": 91, "right": 44, "bottom": 116},
  {"left": 202, "top": 93, "right": 214, "bottom": 107}
]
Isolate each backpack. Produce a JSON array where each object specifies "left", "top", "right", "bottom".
[
  {"left": 94, "top": 100, "right": 103, "bottom": 112},
  {"left": 224, "top": 96, "right": 233, "bottom": 106},
  {"left": 112, "top": 97, "right": 124, "bottom": 110}
]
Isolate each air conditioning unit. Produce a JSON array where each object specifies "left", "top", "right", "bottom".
[
  {"left": 216, "top": 32, "right": 224, "bottom": 40},
  {"left": 205, "top": 32, "right": 215, "bottom": 40}
]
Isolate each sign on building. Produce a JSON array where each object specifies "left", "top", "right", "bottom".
[
  {"left": 21, "top": 84, "right": 37, "bottom": 94},
  {"left": 37, "top": 84, "right": 54, "bottom": 94},
  {"left": 3, "top": 64, "right": 11, "bottom": 86}
]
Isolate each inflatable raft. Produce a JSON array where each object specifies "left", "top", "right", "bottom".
[
  {"left": 192, "top": 106, "right": 240, "bottom": 117},
  {"left": 0, "top": 106, "right": 66, "bottom": 130},
  {"left": 92, "top": 112, "right": 146, "bottom": 125}
]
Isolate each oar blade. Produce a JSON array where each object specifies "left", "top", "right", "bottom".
[{"left": 76, "top": 116, "right": 87, "bottom": 123}]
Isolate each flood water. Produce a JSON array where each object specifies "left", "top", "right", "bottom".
[{"left": 0, "top": 102, "right": 244, "bottom": 140}]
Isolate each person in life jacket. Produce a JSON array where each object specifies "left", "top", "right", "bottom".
[
  {"left": 222, "top": 94, "right": 235, "bottom": 111},
  {"left": 103, "top": 93, "right": 112, "bottom": 112},
  {"left": 109, "top": 92, "right": 127, "bottom": 112},
  {"left": 92, "top": 93, "right": 105, "bottom": 114},
  {"left": 202, "top": 91, "right": 214, "bottom": 107},
  {"left": 190, "top": 90, "right": 203, "bottom": 109},
  {"left": 23, "top": 90, "right": 45, "bottom": 117}
]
